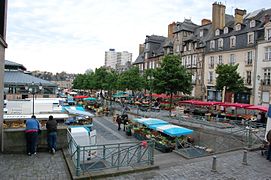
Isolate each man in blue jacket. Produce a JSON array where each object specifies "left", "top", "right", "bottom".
[{"left": 25, "top": 115, "right": 40, "bottom": 156}]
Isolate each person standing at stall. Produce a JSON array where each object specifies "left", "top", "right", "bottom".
[
  {"left": 266, "top": 129, "right": 271, "bottom": 161},
  {"left": 25, "top": 115, "right": 40, "bottom": 156},
  {"left": 46, "top": 115, "right": 57, "bottom": 154},
  {"left": 116, "top": 114, "right": 122, "bottom": 131}
]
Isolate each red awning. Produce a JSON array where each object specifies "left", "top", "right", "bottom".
[
  {"left": 74, "top": 95, "right": 89, "bottom": 99},
  {"left": 193, "top": 101, "right": 222, "bottom": 106},
  {"left": 179, "top": 100, "right": 202, "bottom": 104},
  {"left": 219, "top": 102, "right": 252, "bottom": 108},
  {"left": 245, "top": 105, "right": 268, "bottom": 112}
]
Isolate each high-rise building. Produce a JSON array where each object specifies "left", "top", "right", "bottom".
[{"left": 104, "top": 49, "right": 132, "bottom": 70}]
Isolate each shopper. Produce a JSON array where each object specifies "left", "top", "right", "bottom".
[
  {"left": 116, "top": 114, "right": 122, "bottom": 131},
  {"left": 266, "top": 129, "right": 271, "bottom": 161},
  {"left": 46, "top": 115, "right": 57, "bottom": 154},
  {"left": 25, "top": 115, "right": 40, "bottom": 156}
]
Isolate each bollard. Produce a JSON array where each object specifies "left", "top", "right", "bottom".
[
  {"left": 242, "top": 150, "right": 248, "bottom": 165},
  {"left": 211, "top": 156, "right": 217, "bottom": 172}
]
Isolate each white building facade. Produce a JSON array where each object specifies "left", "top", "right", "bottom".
[{"left": 104, "top": 49, "right": 132, "bottom": 70}]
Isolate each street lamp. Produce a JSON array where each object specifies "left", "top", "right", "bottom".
[
  {"left": 147, "top": 75, "right": 154, "bottom": 111},
  {"left": 25, "top": 82, "right": 43, "bottom": 116}
]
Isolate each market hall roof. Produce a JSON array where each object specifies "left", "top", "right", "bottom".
[
  {"left": 4, "top": 71, "right": 57, "bottom": 86},
  {"left": 5, "top": 60, "right": 26, "bottom": 71}
]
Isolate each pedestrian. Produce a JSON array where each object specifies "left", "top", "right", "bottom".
[
  {"left": 266, "top": 129, "right": 271, "bottom": 161},
  {"left": 116, "top": 114, "right": 122, "bottom": 131},
  {"left": 46, "top": 115, "right": 58, "bottom": 154},
  {"left": 25, "top": 115, "right": 41, "bottom": 156}
]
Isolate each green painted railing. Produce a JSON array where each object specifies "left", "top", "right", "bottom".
[{"left": 67, "top": 130, "right": 154, "bottom": 176}]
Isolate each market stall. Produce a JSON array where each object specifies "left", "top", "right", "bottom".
[{"left": 131, "top": 118, "right": 193, "bottom": 153}]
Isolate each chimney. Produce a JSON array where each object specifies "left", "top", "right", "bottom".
[
  {"left": 139, "top": 44, "right": 144, "bottom": 55},
  {"left": 201, "top": 19, "right": 212, "bottom": 25},
  {"left": 264, "top": 14, "right": 270, "bottom": 24},
  {"left": 168, "top": 22, "right": 176, "bottom": 40},
  {"left": 212, "top": 2, "right": 226, "bottom": 30},
  {"left": 234, "top": 8, "right": 246, "bottom": 24}
]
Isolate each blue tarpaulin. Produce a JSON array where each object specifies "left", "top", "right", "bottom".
[
  {"left": 149, "top": 124, "right": 193, "bottom": 137},
  {"left": 133, "top": 118, "right": 168, "bottom": 127}
]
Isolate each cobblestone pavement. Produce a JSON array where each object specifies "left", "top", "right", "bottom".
[
  {"left": 1, "top": 114, "right": 270, "bottom": 180},
  {"left": 0, "top": 151, "right": 71, "bottom": 180},
  {"left": 105, "top": 150, "right": 271, "bottom": 180}
]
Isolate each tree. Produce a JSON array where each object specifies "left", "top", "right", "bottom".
[
  {"left": 215, "top": 64, "right": 245, "bottom": 93},
  {"left": 153, "top": 55, "right": 192, "bottom": 116},
  {"left": 118, "top": 66, "right": 143, "bottom": 95}
]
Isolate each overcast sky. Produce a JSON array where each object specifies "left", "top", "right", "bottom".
[{"left": 5, "top": 0, "right": 269, "bottom": 74}]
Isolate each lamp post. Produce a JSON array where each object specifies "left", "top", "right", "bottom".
[
  {"left": 25, "top": 82, "right": 43, "bottom": 116},
  {"left": 147, "top": 75, "right": 154, "bottom": 111}
]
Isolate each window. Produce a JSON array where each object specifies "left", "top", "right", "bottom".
[
  {"left": 210, "top": 40, "right": 215, "bottom": 50},
  {"left": 215, "top": 29, "right": 220, "bottom": 36},
  {"left": 229, "top": 54, "right": 235, "bottom": 64},
  {"left": 192, "top": 55, "right": 197, "bottom": 67},
  {"left": 266, "top": 28, "right": 271, "bottom": 41},
  {"left": 200, "top": 30, "right": 203, "bottom": 37},
  {"left": 218, "top": 38, "right": 223, "bottom": 49},
  {"left": 224, "top": 27, "right": 228, "bottom": 34},
  {"left": 250, "top": 20, "right": 255, "bottom": 28},
  {"left": 145, "top": 43, "right": 149, "bottom": 50},
  {"left": 247, "top": 32, "right": 254, "bottom": 44},
  {"left": 209, "top": 56, "right": 214, "bottom": 69},
  {"left": 247, "top": 51, "right": 253, "bottom": 65},
  {"left": 230, "top": 36, "right": 236, "bottom": 48},
  {"left": 184, "top": 46, "right": 187, "bottom": 52},
  {"left": 246, "top": 71, "right": 251, "bottom": 85},
  {"left": 188, "top": 43, "right": 192, "bottom": 51},
  {"left": 176, "top": 45, "right": 180, "bottom": 52},
  {"left": 235, "top": 24, "right": 241, "bottom": 31},
  {"left": 218, "top": 55, "right": 223, "bottom": 65},
  {"left": 208, "top": 72, "right": 213, "bottom": 83},
  {"left": 263, "top": 68, "right": 271, "bottom": 85},
  {"left": 265, "top": 47, "right": 271, "bottom": 61}
]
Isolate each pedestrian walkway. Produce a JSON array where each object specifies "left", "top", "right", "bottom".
[{"left": 0, "top": 151, "right": 71, "bottom": 180}]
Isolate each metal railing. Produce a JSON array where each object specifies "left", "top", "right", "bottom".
[{"left": 67, "top": 130, "right": 155, "bottom": 176}]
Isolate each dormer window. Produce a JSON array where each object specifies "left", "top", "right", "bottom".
[
  {"left": 215, "top": 29, "right": 220, "bottom": 36},
  {"left": 235, "top": 24, "right": 241, "bottom": 31},
  {"left": 230, "top": 36, "right": 236, "bottom": 48},
  {"left": 200, "top": 30, "right": 204, "bottom": 37},
  {"left": 224, "top": 27, "right": 228, "bottom": 34},
  {"left": 210, "top": 40, "right": 215, "bottom": 50},
  {"left": 265, "top": 27, "right": 271, "bottom": 41},
  {"left": 250, "top": 20, "right": 256, "bottom": 28},
  {"left": 218, "top": 38, "right": 223, "bottom": 49},
  {"left": 247, "top": 32, "right": 254, "bottom": 44}
]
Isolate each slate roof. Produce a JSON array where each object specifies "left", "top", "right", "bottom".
[
  {"left": 4, "top": 71, "right": 57, "bottom": 86},
  {"left": 174, "top": 19, "right": 199, "bottom": 33},
  {"left": 133, "top": 53, "right": 144, "bottom": 64}
]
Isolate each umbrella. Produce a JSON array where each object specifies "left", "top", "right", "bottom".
[
  {"left": 83, "top": 97, "right": 97, "bottom": 101},
  {"left": 74, "top": 95, "right": 89, "bottom": 99},
  {"left": 245, "top": 105, "right": 268, "bottom": 112}
]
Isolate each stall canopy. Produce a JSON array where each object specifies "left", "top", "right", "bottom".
[
  {"left": 179, "top": 100, "right": 221, "bottom": 106},
  {"left": 245, "top": 105, "right": 268, "bottom": 112},
  {"left": 219, "top": 102, "right": 252, "bottom": 108},
  {"left": 64, "top": 106, "right": 94, "bottom": 117},
  {"left": 113, "top": 92, "right": 131, "bottom": 98},
  {"left": 83, "top": 97, "right": 96, "bottom": 101},
  {"left": 133, "top": 118, "right": 168, "bottom": 127},
  {"left": 74, "top": 95, "right": 89, "bottom": 99},
  {"left": 149, "top": 124, "right": 193, "bottom": 137}
]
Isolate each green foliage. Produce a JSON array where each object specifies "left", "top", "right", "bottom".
[
  {"left": 215, "top": 64, "right": 245, "bottom": 93},
  {"left": 142, "top": 69, "right": 155, "bottom": 91},
  {"left": 153, "top": 55, "right": 192, "bottom": 95},
  {"left": 152, "top": 55, "right": 192, "bottom": 115},
  {"left": 117, "top": 66, "right": 143, "bottom": 92}
]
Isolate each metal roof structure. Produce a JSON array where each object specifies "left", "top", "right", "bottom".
[{"left": 4, "top": 71, "right": 57, "bottom": 86}]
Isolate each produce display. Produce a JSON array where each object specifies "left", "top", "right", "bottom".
[{"left": 3, "top": 121, "right": 26, "bottom": 128}]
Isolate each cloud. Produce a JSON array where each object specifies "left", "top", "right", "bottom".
[{"left": 6, "top": 0, "right": 268, "bottom": 73}]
